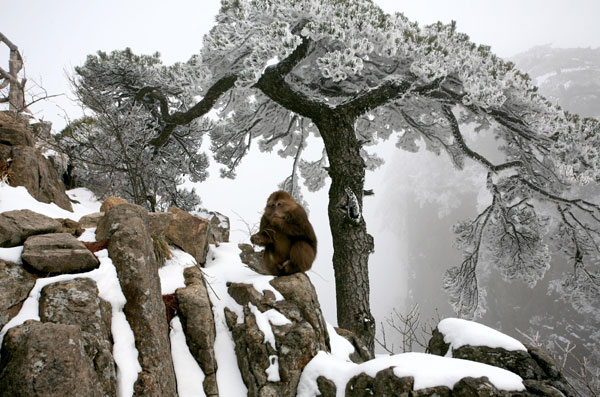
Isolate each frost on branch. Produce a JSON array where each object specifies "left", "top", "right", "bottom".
[{"left": 299, "top": 150, "right": 328, "bottom": 192}]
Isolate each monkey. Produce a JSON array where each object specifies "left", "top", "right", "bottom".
[{"left": 250, "top": 190, "right": 317, "bottom": 276}]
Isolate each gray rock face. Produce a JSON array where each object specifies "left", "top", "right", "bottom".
[
  {"left": 196, "top": 209, "right": 230, "bottom": 244},
  {"left": 0, "top": 112, "right": 72, "bottom": 211},
  {"left": 0, "top": 112, "right": 34, "bottom": 147},
  {"left": 176, "top": 266, "right": 219, "bottom": 396},
  {"left": 148, "top": 207, "right": 211, "bottom": 265},
  {"left": 452, "top": 345, "right": 545, "bottom": 381},
  {"left": 97, "top": 203, "right": 177, "bottom": 397},
  {"left": 238, "top": 243, "right": 268, "bottom": 274},
  {"left": 39, "top": 278, "right": 116, "bottom": 397},
  {"left": 226, "top": 273, "right": 330, "bottom": 397},
  {"left": 427, "top": 326, "right": 575, "bottom": 397},
  {"left": 334, "top": 327, "right": 371, "bottom": 364},
  {"left": 0, "top": 209, "right": 61, "bottom": 247},
  {"left": 21, "top": 233, "right": 99, "bottom": 274},
  {"left": 0, "top": 260, "right": 36, "bottom": 330},
  {"left": 344, "top": 369, "right": 414, "bottom": 397},
  {"left": 8, "top": 146, "right": 73, "bottom": 211},
  {"left": 79, "top": 212, "right": 105, "bottom": 229},
  {"left": 0, "top": 320, "right": 105, "bottom": 397},
  {"left": 452, "top": 376, "right": 499, "bottom": 396}
]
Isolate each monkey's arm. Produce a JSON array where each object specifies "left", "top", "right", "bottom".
[{"left": 250, "top": 216, "right": 275, "bottom": 246}]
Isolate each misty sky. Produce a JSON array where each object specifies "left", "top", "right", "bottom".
[{"left": 2, "top": 0, "right": 600, "bottom": 332}]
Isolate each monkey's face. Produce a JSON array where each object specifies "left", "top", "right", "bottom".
[{"left": 265, "top": 191, "right": 295, "bottom": 220}]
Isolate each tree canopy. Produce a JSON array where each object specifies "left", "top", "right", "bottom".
[{"left": 56, "top": 48, "right": 210, "bottom": 211}]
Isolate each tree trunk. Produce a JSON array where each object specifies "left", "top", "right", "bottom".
[{"left": 317, "top": 110, "right": 375, "bottom": 357}]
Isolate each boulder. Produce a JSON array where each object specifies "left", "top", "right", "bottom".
[
  {"left": 427, "top": 324, "right": 575, "bottom": 397},
  {"left": 39, "top": 278, "right": 116, "bottom": 397},
  {"left": 0, "top": 260, "right": 36, "bottom": 330},
  {"left": 55, "top": 218, "right": 84, "bottom": 237},
  {"left": 226, "top": 273, "right": 330, "bottom": 397},
  {"left": 411, "top": 386, "right": 452, "bottom": 396},
  {"left": 0, "top": 209, "right": 61, "bottom": 248},
  {"left": 97, "top": 203, "right": 177, "bottom": 397},
  {"left": 239, "top": 243, "right": 268, "bottom": 274},
  {"left": 317, "top": 376, "right": 337, "bottom": 397},
  {"left": 21, "top": 233, "right": 99, "bottom": 274},
  {"left": 345, "top": 372, "right": 375, "bottom": 396},
  {"left": 176, "top": 266, "right": 219, "bottom": 396},
  {"left": 452, "top": 376, "right": 499, "bottom": 396},
  {"left": 334, "top": 327, "right": 372, "bottom": 364},
  {"left": 99, "top": 196, "right": 127, "bottom": 212},
  {"left": 0, "top": 320, "right": 106, "bottom": 397},
  {"left": 452, "top": 345, "right": 545, "bottom": 381},
  {"left": 344, "top": 369, "right": 414, "bottom": 397},
  {"left": 8, "top": 146, "right": 73, "bottom": 211},
  {"left": 196, "top": 209, "right": 230, "bottom": 243},
  {"left": 373, "top": 367, "right": 413, "bottom": 396},
  {"left": 167, "top": 207, "right": 210, "bottom": 265},
  {"left": 79, "top": 212, "right": 105, "bottom": 228},
  {"left": 148, "top": 207, "right": 210, "bottom": 265},
  {"left": 0, "top": 111, "right": 34, "bottom": 147}
]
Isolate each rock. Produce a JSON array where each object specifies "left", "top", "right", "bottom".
[
  {"left": 226, "top": 273, "right": 330, "bottom": 397},
  {"left": 56, "top": 218, "right": 84, "bottom": 237},
  {"left": 345, "top": 372, "right": 374, "bottom": 396},
  {"left": 0, "top": 320, "right": 105, "bottom": 397},
  {"left": 374, "top": 368, "right": 413, "bottom": 396},
  {"left": 148, "top": 207, "right": 211, "bottom": 265},
  {"left": 526, "top": 345, "right": 575, "bottom": 397},
  {"left": 21, "top": 233, "right": 100, "bottom": 274},
  {"left": 0, "top": 209, "right": 61, "bottom": 247},
  {"left": 428, "top": 327, "right": 450, "bottom": 356},
  {"left": 99, "top": 196, "right": 128, "bottom": 212},
  {"left": 39, "top": 278, "right": 116, "bottom": 397},
  {"left": 167, "top": 207, "right": 210, "bottom": 265},
  {"left": 8, "top": 146, "right": 73, "bottom": 211},
  {"left": 411, "top": 385, "right": 452, "bottom": 396},
  {"left": 0, "top": 111, "right": 34, "bottom": 147},
  {"left": 239, "top": 243, "right": 268, "bottom": 274},
  {"left": 0, "top": 260, "right": 36, "bottom": 330},
  {"left": 79, "top": 212, "right": 105, "bottom": 228},
  {"left": 196, "top": 209, "right": 230, "bottom": 243},
  {"left": 176, "top": 266, "right": 219, "bottom": 396},
  {"left": 98, "top": 203, "right": 177, "bottom": 397},
  {"left": 452, "top": 345, "right": 546, "bottom": 381},
  {"left": 452, "top": 376, "right": 499, "bottom": 396},
  {"left": 523, "top": 379, "right": 566, "bottom": 397},
  {"left": 317, "top": 376, "right": 337, "bottom": 397},
  {"left": 342, "top": 368, "right": 414, "bottom": 397},
  {"left": 334, "top": 327, "right": 372, "bottom": 364}
]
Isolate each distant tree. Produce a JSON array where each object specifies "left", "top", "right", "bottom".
[
  {"left": 57, "top": 49, "right": 210, "bottom": 211},
  {"left": 78, "top": 0, "right": 600, "bottom": 355}
]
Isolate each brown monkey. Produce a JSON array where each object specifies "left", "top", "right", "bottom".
[{"left": 250, "top": 190, "right": 317, "bottom": 276}]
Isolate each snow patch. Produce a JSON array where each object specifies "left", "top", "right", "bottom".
[
  {"left": 438, "top": 318, "right": 527, "bottom": 352},
  {"left": 170, "top": 316, "right": 206, "bottom": 397},
  {"left": 159, "top": 248, "right": 197, "bottom": 295},
  {"left": 0, "top": 246, "right": 23, "bottom": 263},
  {"left": 296, "top": 351, "right": 525, "bottom": 396}
]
